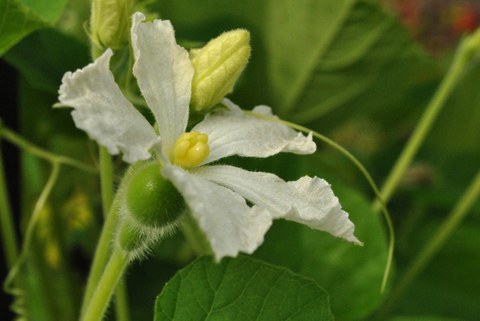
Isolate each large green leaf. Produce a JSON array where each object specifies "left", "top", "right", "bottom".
[
  {"left": 254, "top": 184, "right": 388, "bottom": 321},
  {"left": 4, "top": 28, "right": 89, "bottom": 93},
  {"left": 0, "top": 0, "right": 67, "bottom": 55},
  {"left": 154, "top": 255, "right": 334, "bottom": 321},
  {"left": 392, "top": 223, "right": 480, "bottom": 320},
  {"left": 390, "top": 317, "right": 464, "bottom": 321},
  {"left": 156, "top": 0, "right": 429, "bottom": 125},
  {"left": 264, "top": 0, "right": 428, "bottom": 123}
]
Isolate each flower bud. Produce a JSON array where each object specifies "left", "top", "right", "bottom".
[
  {"left": 90, "top": 0, "right": 133, "bottom": 50},
  {"left": 190, "top": 29, "right": 251, "bottom": 112},
  {"left": 125, "top": 162, "right": 184, "bottom": 228}
]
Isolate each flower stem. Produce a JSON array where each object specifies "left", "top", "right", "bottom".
[
  {"left": 373, "top": 30, "right": 480, "bottom": 211},
  {"left": 80, "top": 199, "right": 121, "bottom": 318},
  {"left": 89, "top": 38, "right": 131, "bottom": 320},
  {"left": 377, "top": 169, "right": 480, "bottom": 317},
  {"left": 81, "top": 247, "right": 130, "bottom": 321},
  {"left": 99, "top": 146, "right": 114, "bottom": 215},
  {"left": 0, "top": 126, "right": 96, "bottom": 173},
  {"left": 0, "top": 141, "right": 19, "bottom": 269},
  {"left": 99, "top": 146, "right": 131, "bottom": 321},
  {"left": 114, "top": 280, "right": 130, "bottom": 321},
  {"left": 4, "top": 163, "right": 60, "bottom": 299}
]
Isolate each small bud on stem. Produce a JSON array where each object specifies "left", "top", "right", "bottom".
[
  {"left": 190, "top": 29, "right": 251, "bottom": 112},
  {"left": 90, "top": 0, "right": 133, "bottom": 52}
]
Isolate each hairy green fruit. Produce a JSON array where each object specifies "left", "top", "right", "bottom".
[{"left": 125, "top": 162, "right": 184, "bottom": 228}]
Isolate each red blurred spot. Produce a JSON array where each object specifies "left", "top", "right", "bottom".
[{"left": 453, "top": 5, "right": 479, "bottom": 33}]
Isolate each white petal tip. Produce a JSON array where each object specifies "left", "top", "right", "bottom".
[
  {"left": 132, "top": 12, "right": 146, "bottom": 23},
  {"left": 350, "top": 237, "right": 364, "bottom": 247},
  {"left": 53, "top": 102, "right": 67, "bottom": 108}
]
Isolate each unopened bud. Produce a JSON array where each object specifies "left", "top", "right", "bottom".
[
  {"left": 90, "top": 0, "right": 133, "bottom": 50},
  {"left": 190, "top": 29, "right": 251, "bottom": 112}
]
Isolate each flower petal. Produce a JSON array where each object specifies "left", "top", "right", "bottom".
[
  {"left": 193, "top": 99, "right": 316, "bottom": 165},
  {"left": 57, "top": 49, "right": 158, "bottom": 163},
  {"left": 131, "top": 13, "right": 194, "bottom": 159},
  {"left": 195, "top": 165, "right": 361, "bottom": 244},
  {"left": 162, "top": 164, "right": 272, "bottom": 260}
]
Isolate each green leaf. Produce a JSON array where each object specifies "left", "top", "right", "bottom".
[
  {"left": 4, "top": 28, "right": 89, "bottom": 93},
  {"left": 254, "top": 184, "right": 388, "bottom": 321},
  {"left": 264, "top": 0, "right": 429, "bottom": 124},
  {"left": 156, "top": 0, "right": 429, "bottom": 127},
  {"left": 0, "top": 0, "right": 67, "bottom": 56},
  {"left": 389, "top": 316, "right": 464, "bottom": 321},
  {"left": 154, "top": 255, "right": 334, "bottom": 321},
  {"left": 393, "top": 223, "right": 480, "bottom": 320},
  {"left": 155, "top": 0, "right": 271, "bottom": 107}
]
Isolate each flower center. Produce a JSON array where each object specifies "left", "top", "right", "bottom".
[{"left": 173, "top": 131, "right": 210, "bottom": 168}]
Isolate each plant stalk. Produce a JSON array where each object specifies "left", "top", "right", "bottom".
[
  {"left": 378, "top": 169, "right": 480, "bottom": 316},
  {"left": 373, "top": 31, "right": 480, "bottom": 211},
  {"left": 82, "top": 247, "right": 130, "bottom": 321},
  {"left": 0, "top": 141, "right": 19, "bottom": 269},
  {"left": 80, "top": 198, "right": 121, "bottom": 318}
]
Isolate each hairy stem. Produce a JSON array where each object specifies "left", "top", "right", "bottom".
[
  {"left": 0, "top": 126, "right": 95, "bottom": 173},
  {"left": 80, "top": 199, "right": 121, "bottom": 318},
  {"left": 82, "top": 247, "right": 130, "bottom": 321},
  {"left": 99, "top": 147, "right": 114, "bottom": 216},
  {"left": 114, "top": 280, "right": 130, "bottom": 321}
]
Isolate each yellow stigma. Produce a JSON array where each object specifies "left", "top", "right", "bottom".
[{"left": 173, "top": 131, "right": 210, "bottom": 168}]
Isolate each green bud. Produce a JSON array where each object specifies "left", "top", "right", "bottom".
[
  {"left": 190, "top": 29, "right": 251, "bottom": 112},
  {"left": 125, "top": 162, "right": 184, "bottom": 228},
  {"left": 90, "top": 0, "right": 133, "bottom": 50}
]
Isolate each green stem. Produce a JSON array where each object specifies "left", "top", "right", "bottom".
[
  {"left": 82, "top": 247, "right": 130, "bottom": 321},
  {"left": 114, "top": 280, "right": 130, "bottom": 321},
  {"left": 0, "top": 141, "right": 19, "bottom": 269},
  {"left": 99, "top": 147, "right": 114, "bottom": 216},
  {"left": 180, "top": 213, "right": 213, "bottom": 256},
  {"left": 373, "top": 32, "right": 479, "bottom": 211},
  {"left": 4, "top": 163, "right": 60, "bottom": 296},
  {"left": 0, "top": 126, "right": 96, "bottom": 173},
  {"left": 244, "top": 111, "right": 394, "bottom": 292},
  {"left": 378, "top": 169, "right": 480, "bottom": 316},
  {"left": 80, "top": 199, "right": 121, "bottom": 318},
  {"left": 89, "top": 34, "right": 131, "bottom": 318},
  {"left": 100, "top": 146, "right": 131, "bottom": 321}
]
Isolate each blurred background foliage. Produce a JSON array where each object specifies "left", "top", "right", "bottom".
[{"left": 0, "top": 0, "right": 479, "bottom": 320}]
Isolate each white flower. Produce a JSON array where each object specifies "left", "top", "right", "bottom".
[{"left": 57, "top": 12, "right": 361, "bottom": 260}]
